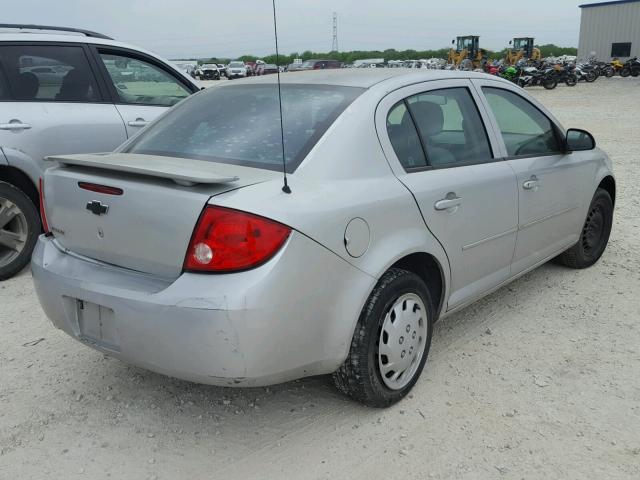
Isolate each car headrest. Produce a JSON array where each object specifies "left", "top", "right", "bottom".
[
  {"left": 15, "top": 72, "right": 39, "bottom": 100},
  {"left": 57, "top": 69, "right": 92, "bottom": 101}
]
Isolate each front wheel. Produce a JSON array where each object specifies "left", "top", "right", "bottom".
[
  {"left": 543, "top": 77, "right": 558, "bottom": 90},
  {"left": 333, "top": 268, "right": 434, "bottom": 407},
  {"left": 585, "top": 71, "right": 597, "bottom": 82},
  {"left": 604, "top": 67, "right": 615, "bottom": 78},
  {"left": 565, "top": 74, "right": 578, "bottom": 86},
  {"left": 0, "top": 181, "right": 41, "bottom": 280},
  {"left": 620, "top": 67, "right": 631, "bottom": 77},
  {"left": 555, "top": 188, "right": 613, "bottom": 269}
]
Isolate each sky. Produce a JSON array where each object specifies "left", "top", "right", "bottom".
[{"left": 4, "top": 0, "right": 586, "bottom": 59}]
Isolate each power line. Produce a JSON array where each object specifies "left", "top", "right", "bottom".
[{"left": 331, "top": 12, "right": 338, "bottom": 52}]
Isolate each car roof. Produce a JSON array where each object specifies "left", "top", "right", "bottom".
[
  {"left": 0, "top": 30, "right": 164, "bottom": 60},
  {"left": 0, "top": 29, "right": 199, "bottom": 87},
  {"left": 229, "top": 68, "right": 509, "bottom": 89}
]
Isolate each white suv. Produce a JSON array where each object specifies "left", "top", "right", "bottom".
[{"left": 0, "top": 24, "right": 200, "bottom": 279}]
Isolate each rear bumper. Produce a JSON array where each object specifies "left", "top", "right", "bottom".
[{"left": 32, "top": 233, "right": 375, "bottom": 386}]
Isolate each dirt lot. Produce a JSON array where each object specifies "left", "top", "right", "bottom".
[{"left": 1, "top": 78, "right": 639, "bottom": 480}]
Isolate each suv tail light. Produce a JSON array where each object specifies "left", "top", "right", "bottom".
[
  {"left": 38, "top": 178, "right": 50, "bottom": 234},
  {"left": 184, "top": 206, "right": 291, "bottom": 273}
]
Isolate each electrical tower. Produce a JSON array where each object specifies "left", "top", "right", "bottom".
[{"left": 331, "top": 12, "right": 338, "bottom": 52}]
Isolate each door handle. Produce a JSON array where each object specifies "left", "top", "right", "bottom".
[
  {"left": 523, "top": 177, "right": 539, "bottom": 190},
  {"left": 127, "top": 118, "right": 149, "bottom": 127},
  {"left": 434, "top": 194, "right": 462, "bottom": 211},
  {"left": 0, "top": 121, "right": 31, "bottom": 131}
]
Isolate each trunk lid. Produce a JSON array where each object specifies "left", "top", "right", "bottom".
[{"left": 43, "top": 153, "right": 278, "bottom": 278}]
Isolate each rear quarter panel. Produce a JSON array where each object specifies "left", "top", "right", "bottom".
[{"left": 209, "top": 88, "right": 451, "bottom": 313}]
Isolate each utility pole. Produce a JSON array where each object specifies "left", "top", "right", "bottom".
[{"left": 331, "top": 12, "right": 338, "bottom": 52}]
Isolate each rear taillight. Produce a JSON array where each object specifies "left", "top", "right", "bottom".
[
  {"left": 184, "top": 206, "right": 291, "bottom": 273},
  {"left": 38, "top": 178, "right": 50, "bottom": 234}
]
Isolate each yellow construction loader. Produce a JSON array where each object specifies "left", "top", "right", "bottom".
[
  {"left": 448, "top": 36, "right": 487, "bottom": 70},
  {"left": 505, "top": 37, "right": 542, "bottom": 65}
]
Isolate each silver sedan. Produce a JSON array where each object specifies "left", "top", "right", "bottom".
[{"left": 32, "top": 70, "right": 615, "bottom": 407}]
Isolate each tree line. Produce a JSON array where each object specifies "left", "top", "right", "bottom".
[{"left": 186, "top": 44, "right": 577, "bottom": 66}]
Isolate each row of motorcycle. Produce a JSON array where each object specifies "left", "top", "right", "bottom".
[{"left": 485, "top": 57, "right": 640, "bottom": 90}]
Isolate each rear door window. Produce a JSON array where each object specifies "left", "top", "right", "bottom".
[
  {"left": 125, "top": 84, "right": 363, "bottom": 172},
  {"left": 0, "top": 45, "right": 100, "bottom": 102},
  {"left": 97, "top": 51, "right": 191, "bottom": 107},
  {"left": 407, "top": 88, "right": 492, "bottom": 167},
  {"left": 387, "top": 87, "right": 493, "bottom": 169}
]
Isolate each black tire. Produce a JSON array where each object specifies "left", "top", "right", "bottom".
[
  {"left": 585, "top": 71, "right": 597, "bottom": 82},
  {"left": 620, "top": 67, "right": 631, "bottom": 78},
  {"left": 543, "top": 77, "right": 558, "bottom": 90},
  {"left": 604, "top": 67, "right": 615, "bottom": 78},
  {"left": 565, "top": 74, "right": 577, "bottom": 86},
  {"left": 0, "top": 181, "right": 41, "bottom": 280},
  {"left": 555, "top": 188, "right": 613, "bottom": 269},
  {"left": 632, "top": 68, "right": 640, "bottom": 77},
  {"left": 333, "top": 268, "right": 434, "bottom": 407}
]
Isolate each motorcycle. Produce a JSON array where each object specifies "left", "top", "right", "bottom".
[
  {"left": 620, "top": 57, "right": 640, "bottom": 77},
  {"left": 575, "top": 63, "right": 598, "bottom": 82},
  {"left": 548, "top": 63, "right": 578, "bottom": 86},
  {"left": 516, "top": 66, "right": 558, "bottom": 90}
]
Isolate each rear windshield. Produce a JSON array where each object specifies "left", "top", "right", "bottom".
[{"left": 125, "top": 84, "right": 363, "bottom": 172}]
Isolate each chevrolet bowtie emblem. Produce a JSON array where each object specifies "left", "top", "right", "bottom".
[{"left": 86, "top": 200, "right": 109, "bottom": 216}]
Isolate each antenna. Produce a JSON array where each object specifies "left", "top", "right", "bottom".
[
  {"left": 272, "top": 0, "right": 291, "bottom": 194},
  {"left": 331, "top": 12, "right": 339, "bottom": 52}
]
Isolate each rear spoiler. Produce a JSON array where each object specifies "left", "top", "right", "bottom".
[{"left": 45, "top": 153, "right": 239, "bottom": 187}]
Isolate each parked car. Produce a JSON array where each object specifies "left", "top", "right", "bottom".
[
  {"left": 244, "top": 62, "right": 256, "bottom": 76},
  {"left": 256, "top": 63, "right": 278, "bottom": 75},
  {"left": 226, "top": 61, "right": 247, "bottom": 79},
  {"left": 173, "top": 62, "right": 197, "bottom": 78},
  {"left": 299, "top": 59, "right": 342, "bottom": 70},
  {"left": 287, "top": 63, "right": 304, "bottom": 72},
  {"left": 217, "top": 64, "right": 226, "bottom": 78},
  {"left": 33, "top": 70, "right": 614, "bottom": 407},
  {"left": 0, "top": 24, "right": 200, "bottom": 280},
  {"left": 194, "top": 64, "right": 220, "bottom": 80}
]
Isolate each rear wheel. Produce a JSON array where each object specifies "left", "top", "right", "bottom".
[
  {"left": 620, "top": 67, "right": 631, "bottom": 78},
  {"left": 585, "top": 71, "right": 597, "bottom": 82},
  {"left": 0, "top": 181, "right": 41, "bottom": 280},
  {"left": 333, "top": 268, "right": 433, "bottom": 407},
  {"left": 565, "top": 74, "right": 577, "bottom": 86},
  {"left": 555, "top": 188, "right": 613, "bottom": 269},
  {"left": 604, "top": 67, "right": 615, "bottom": 78}
]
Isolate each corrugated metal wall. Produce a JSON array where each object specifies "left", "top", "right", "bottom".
[{"left": 578, "top": 2, "right": 640, "bottom": 60}]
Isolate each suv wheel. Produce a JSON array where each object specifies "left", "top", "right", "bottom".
[
  {"left": 333, "top": 268, "right": 434, "bottom": 407},
  {"left": 0, "top": 181, "right": 41, "bottom": 280},
  {"left": 555, "top": 188, "right": 613, "bottom": 269}
]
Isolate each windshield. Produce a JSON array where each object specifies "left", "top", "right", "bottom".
[
  {"left": 229, "top": 62, "right": 244, "bottom": 67},
  {"left": 125, "top": 84, "right": 363, "bottom": 173}
]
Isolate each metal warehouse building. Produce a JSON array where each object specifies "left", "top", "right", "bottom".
[{"left": 578, "top": 0, "right": 640, "bottom": 60}]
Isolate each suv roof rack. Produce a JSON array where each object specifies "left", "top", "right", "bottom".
[{"left": 0, "top": 24, "right": 113, "bottom": 40}]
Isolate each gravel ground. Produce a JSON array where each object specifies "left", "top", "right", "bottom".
[{"left": 1, "top": 78, "right": 639, "bottom": 480}]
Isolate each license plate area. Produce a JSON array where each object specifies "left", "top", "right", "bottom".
[{"left": 74, "top": 299, "right": 120, "bottom": 352}]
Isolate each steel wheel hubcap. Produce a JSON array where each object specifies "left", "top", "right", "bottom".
[
  {"left": 582, "top": 205, "right": 604, "bottom": 254},
  {"left": 0, "top": 197, "right": 28, "bottom": 267},
  {"left": 377, "top": 293, "right": 428, "bottom": 390}
]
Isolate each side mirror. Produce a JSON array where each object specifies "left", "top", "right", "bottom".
[
  {"left": 451, "top": 39, "right": 455, "bottom": 45},
  {"left": 509, "top": 40, "right": 513, "bottom": 45},
  {"left": 565, "top": 128, "right": 595, "bottom": 152}
]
